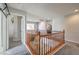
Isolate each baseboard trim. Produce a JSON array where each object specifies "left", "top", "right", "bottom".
[{"left": 66, "top": 40, "right": 79, "bottom": 45}]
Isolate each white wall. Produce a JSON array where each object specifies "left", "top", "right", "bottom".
[
  {"left": 0, "top": 11, "right": 3, "bottom": 52},
  {"left": 51, "top": 13, "right": 79, "bottom": 44},
  {"left": 65, "top": 14, "right": 79, "bottom": 44},
  {"left": 9, "top": 7, "right": 26, "bottom": 16},
  {"left": 2, "top": 12, "right": 7, "bottom": 51},
  {"left": 0, "top": 4, "right": 3, "bottom": 52},
  {"left": 8, "top": 15, "right": 21, "bottom": 41},
  {"left": 0, "top": 4, "right": 7, "bottom": 52},
  {"left": 8, "top": 15, "right": 16, "bottom": 38},
  {"left": 52, "top": 17, "right": 64, "bottom": 31},
  {"left": 26, "top": 12, "right": 52, "bottom": 22},
  {"left": 0, "top": 11, "right": 1, "bottom": 48},
  {"left": 26, "top": 13, "right": 43, "bottom": 22}
]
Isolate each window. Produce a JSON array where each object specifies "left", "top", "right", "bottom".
[{"left": 26, "top": 23, "right": 35, "bottom": 30}]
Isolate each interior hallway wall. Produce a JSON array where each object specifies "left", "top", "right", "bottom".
[
  {"left": 8, "top": 15, "right": 15, "bottom": 39},
  {"left": 0, "top": 3, "right": 8, "bottom": 52},
  {"left": 52, "top": 17, "right": 64, "bottom": 31},
  {"left": 51, "top": 14, "right": 79, "bottom": 44},
  {"left": 65, "top": 14, "right": 79, "bottom": 44},
  {"left": 0, "top": 10, "right": 3, "bottom": 52}
]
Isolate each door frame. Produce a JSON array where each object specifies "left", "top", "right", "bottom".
[{"left": 6, "top": 12, "right": 26, "bottom": 50}]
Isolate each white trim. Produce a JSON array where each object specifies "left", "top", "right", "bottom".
[{"left": 66, "top": 40, "right": 79, "bottom": 44}]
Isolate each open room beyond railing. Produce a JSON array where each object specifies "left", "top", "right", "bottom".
[{"left": 26, "top": 30, "right": 65, "bottom": 55}]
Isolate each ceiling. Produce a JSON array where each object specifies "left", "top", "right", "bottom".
[{"left": 7, "top": 3, "right": 79, "bottom": 19}]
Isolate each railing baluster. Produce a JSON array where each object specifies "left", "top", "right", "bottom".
[
  {"left": 42, "top": 37, "right": 44, "bottom": 52},
  {"left": 46, "top": 37, "right": 47, "bottom": 54},
  {"left": 44, "top": 37, "right": 45, "bottom": 53},
  {"left": 42, "top": 37, "right": 44, "bottom": 54},
  {"left": 45, "top": 37, "right": 46, "bottom": 54},
  {"left": 39, "top": 32, "right": 40, "bottom": 55},
  {"left": 47, "top": 37, "right": 48, "bottom": 54},
  {"left": 48, "top": 37, "right": 49, "bottom": 54},
  {"left": 44, "top": 37, "right": 45, "bottom": 55},
  {"left": 41, "top": 37, "right": 42, "bottom": 55},
  {"left": 43, "top": 37, "right": 44, "bottom": 55},
  {"left": 47, "top": 37, "right": 48, "bottom": 52},
  {"left": 48, "top": 36, "right": 49, "bottom": 54}
]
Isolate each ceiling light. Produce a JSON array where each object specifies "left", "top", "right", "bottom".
[{"left": 74, "top": 9, "right": 79, "bottom": 12}]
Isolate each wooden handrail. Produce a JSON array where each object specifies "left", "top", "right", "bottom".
[{"left": 26, "top": 30, "right": 65, "bottom": 55}]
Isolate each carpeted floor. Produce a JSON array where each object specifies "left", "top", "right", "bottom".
[
  {"left": 55, "top": 41, "right": 79, "bottom": 55},
  {"left": 1, "top": 41, "right": 79, "bottom": 55},
  {"left": 9, "top": 37, "right": 22, "bottom": 49}
]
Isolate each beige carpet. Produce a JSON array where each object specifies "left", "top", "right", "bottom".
[{"left": 55, "top": 41, "right": 79, "bottom": 55}]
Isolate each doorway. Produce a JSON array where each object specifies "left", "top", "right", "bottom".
[{"left": 8, "top": 15, "right": 22, "bottom": 49}]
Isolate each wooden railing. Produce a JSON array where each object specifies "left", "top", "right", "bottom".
[{"left": 26, "top": 30, "right": 65, "bottom": 55}]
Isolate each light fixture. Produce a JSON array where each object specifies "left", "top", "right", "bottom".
[{"left": 74, "top": 9, "right": 79, "bottom": 12}]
